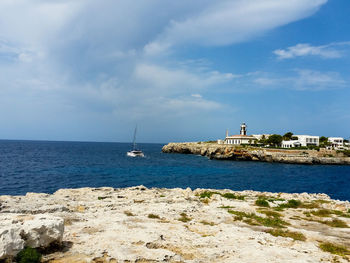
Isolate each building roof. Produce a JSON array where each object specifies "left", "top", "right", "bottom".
[{"left": 226, "top": 135, "right": 257, "bottom": 139}]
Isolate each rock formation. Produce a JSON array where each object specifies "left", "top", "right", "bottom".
[
  {"left": 1, "top": 186, "right": 350, "bottom": 262},
  {"left": 0, "top": 214, "right": 64, "bottom": 260},
  {"left": 162, "top": 142, "right": 350, "bottom": 165}
]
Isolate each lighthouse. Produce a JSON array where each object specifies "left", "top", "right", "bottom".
[{"left": 240, "top": 123, "right": 247, "bottom": 136}]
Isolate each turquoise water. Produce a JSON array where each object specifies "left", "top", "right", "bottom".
[{"left": 0, "top": 140, "right": 349, "bottom": 200}]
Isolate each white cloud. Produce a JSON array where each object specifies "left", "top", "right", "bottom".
[
  {"left": 294, "top": 69, "right": 346, "bottom": 90},
  {"left": 191, "top": 94, "right": 202, "bottom": 99},
  {"left": 146, "top": 0, "right": 327, "bottom": 52},
  {"left": 274, "top": 42, "right": 350, "bottom": 59},
  {"left": 252, "top": 69, "right": 346, "bottom": 91}
]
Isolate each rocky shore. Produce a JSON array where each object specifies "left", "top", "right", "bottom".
[
  {"left": 162, "top": 142, "right": 350, "bottom": 165},
  {"left": 1, "top": 186, "right": 350, "bottom": 262}
]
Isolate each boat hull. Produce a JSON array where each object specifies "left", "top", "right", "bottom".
[{"left": 127, "top": 151, "right": 145, "bottom": 157}]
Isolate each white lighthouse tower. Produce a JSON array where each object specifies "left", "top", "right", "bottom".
[
  {"left": 240, "top": 123, "right": 247, "bottom": 136},
  {"left": 224, "top": 123, "right": 257, "bottom": 145}
]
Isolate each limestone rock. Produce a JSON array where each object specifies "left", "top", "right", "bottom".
[
  {"left": 0, "top": 214, "right": 64, "bottom": 260},
  {"left": 1, "top": 186, "right": 350, "bottom": 262},
  {"left": 162, "top": 142, "right": 350, "bottom": 165}
]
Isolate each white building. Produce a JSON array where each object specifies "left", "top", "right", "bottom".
[
  {"left": 224, "top": 123, "right": 258, "bottom": 145},
  {"left": 252, "top": 134, "right": 271, "bottom": 141},
  {"left": 281, "top": 140, "right": 301, "bottom": 148},
  {"left": 281, "top": 135, "right": 319, "bottom": 148},
  {"left": 328, "top": 137, "right": 344, "bottom": 149}
]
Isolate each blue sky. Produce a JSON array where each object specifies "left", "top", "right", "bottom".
[{"left": 0, "top": 0, "right": 349, "bottom": 143}]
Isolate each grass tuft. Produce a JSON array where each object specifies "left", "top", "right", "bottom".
[
  {"left": 228, "top": 210, "right": 288, "bottom": 228},
  {"left": 319, "top": 242, "right": 350, "bottom": 256},
  {"left": 201, "top": 198, "right": 210, "bottom": 204},
  {"left": 124, "top": 211, "right": 134, "bottom": 216},
  {"left": 199, "top": 191, "right": 219, "bottom": 199},
  {"left": 323, "top": 218, "right": 348, "bottom": 228},
  {"left": 148, "top": 214, "right": 160, "bottom": 219},
  {"left": 198, "top": 191, "right": 245, "bottom": 200},
  {"left": 311, "top": 209, "right": 333, "bottom": 217},
  {"left": 255, "top": 216, "right": 288, "bottom": 228},
  {"left": 258, "top": 209, "right": 282, "bottom": 218},
  {"left": 222, "top": 193, "right": 245, "bottom": 200},
  {"left": 300, "top": 202, "right": 320, "bottom": 209},
  {"left": 267, "top": 229, "right": 306, "bottom": 241},
  {"left": 178, "top": 212, "right": 191, "bottom": 222},
  {"left": 218, "top": 205, "right": 235, "bottom": 209},
  {"left": 278, "top": 199, "right": 302, "bottom": 209},
  {"left": 200, "top": 220, "right": 215, "bottom": 226},
  {"left": 267, "top": 197, "right": 286, "bottom": 202}
]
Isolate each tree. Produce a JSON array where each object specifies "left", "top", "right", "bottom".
[
  {"left": 283, "top": 132, "right": 293, "bottom": 141},
  {"left": 319, "top": 136, "right": 331, "bottom": 147},
  {"left": 320, "top": 136, "right": 328, "bottom": 144},
  {"left": 267, "top": 134, "right": 283, "bottom": 147},
  {"left": 258, "top": 135, "right": 267, "bottom": 145}
]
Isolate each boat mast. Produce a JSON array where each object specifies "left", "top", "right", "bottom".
[{"left": 132, "top": 126, "right": 137, "bottom": 150}]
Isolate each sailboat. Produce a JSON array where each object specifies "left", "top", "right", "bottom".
[{"left": 126, "top": 126, "right": 144, "bottom": 157}]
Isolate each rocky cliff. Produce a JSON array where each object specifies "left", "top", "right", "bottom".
[
  {"left": 162, "top": 142, "right": 350, "bottom": 165},
  {"left": 1, "top": 186, "right": 350, "bottom": 262}
]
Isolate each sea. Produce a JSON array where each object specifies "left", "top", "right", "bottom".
[{"left": 0, "top": 140, "right": 349, "bottom": 201}]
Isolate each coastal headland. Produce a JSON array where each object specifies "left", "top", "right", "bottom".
[
  {"left": 1, "top": 186, "right": 350, "bottom": 262},
  {"left": 162, "top": 142, "right": 350, "bottom": 165}
]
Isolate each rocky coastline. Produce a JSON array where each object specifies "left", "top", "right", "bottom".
[
  {"left": 1, "top": 186, "right": 350, "bottom": 262},
  {"left": 162, "top": 142, "right": 350, "bottom": 165}
]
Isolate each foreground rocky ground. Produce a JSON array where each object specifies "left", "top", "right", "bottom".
[
  {"left": 162, "top": 142, "right": 350, "bottom": 165},
  {"left": 1, "top": 186, "right": 350, "bottom": 262}
]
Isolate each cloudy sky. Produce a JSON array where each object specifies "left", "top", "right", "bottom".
[{"left": 0, "top": 0, "right": 349, "bottom": 143}]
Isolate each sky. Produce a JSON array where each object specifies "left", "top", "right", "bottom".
[{"left": 0, "top": 0, "right": 349, "bottom": 143}]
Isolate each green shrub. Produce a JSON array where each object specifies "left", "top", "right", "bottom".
[
  {"left": 255, "top": 199, "right": 269, "bottom": 207},
  {"left": 16, "top": 247, "right": 41, "bottom": 263},
  {"left": 199, "top": 191, "right": 219, "bottom": 199}
]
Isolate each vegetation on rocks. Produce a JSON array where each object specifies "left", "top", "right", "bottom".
[
  {"left": 124, "top": 211, "right": 134, "bottom": 216},
  {"left": 322, "top": 219, "right": 348, "bottom": 228},
  {"left": 178, "top": 213, "right": 191, "bottom": 222},
  {"left": 228, "top": 210, "right": 288, "bottom": 228},
  {"left": 148, "top": 214, "right": 160, "bottom": 219},
  {"left": 16, "top": 247, "right": 41, "bottom": 263},
  {"left": 319, "top": 242, "right": 350, "bottom": 257},
  {"left": 2, "top": 186, "right": 350, "bottom": 262},
  {"left": 267, "top": 229, "right": 306, "bottom": 241},
  {"left": 198, "top": 191, "right": 245, "bottom": 200},
  {"left": 255, "top": 198, "right": 270, "bottom": 207}
]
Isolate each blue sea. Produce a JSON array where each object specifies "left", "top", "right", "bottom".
[{"left": 0, "top": 140, "right": 349, "bottom": 201}]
